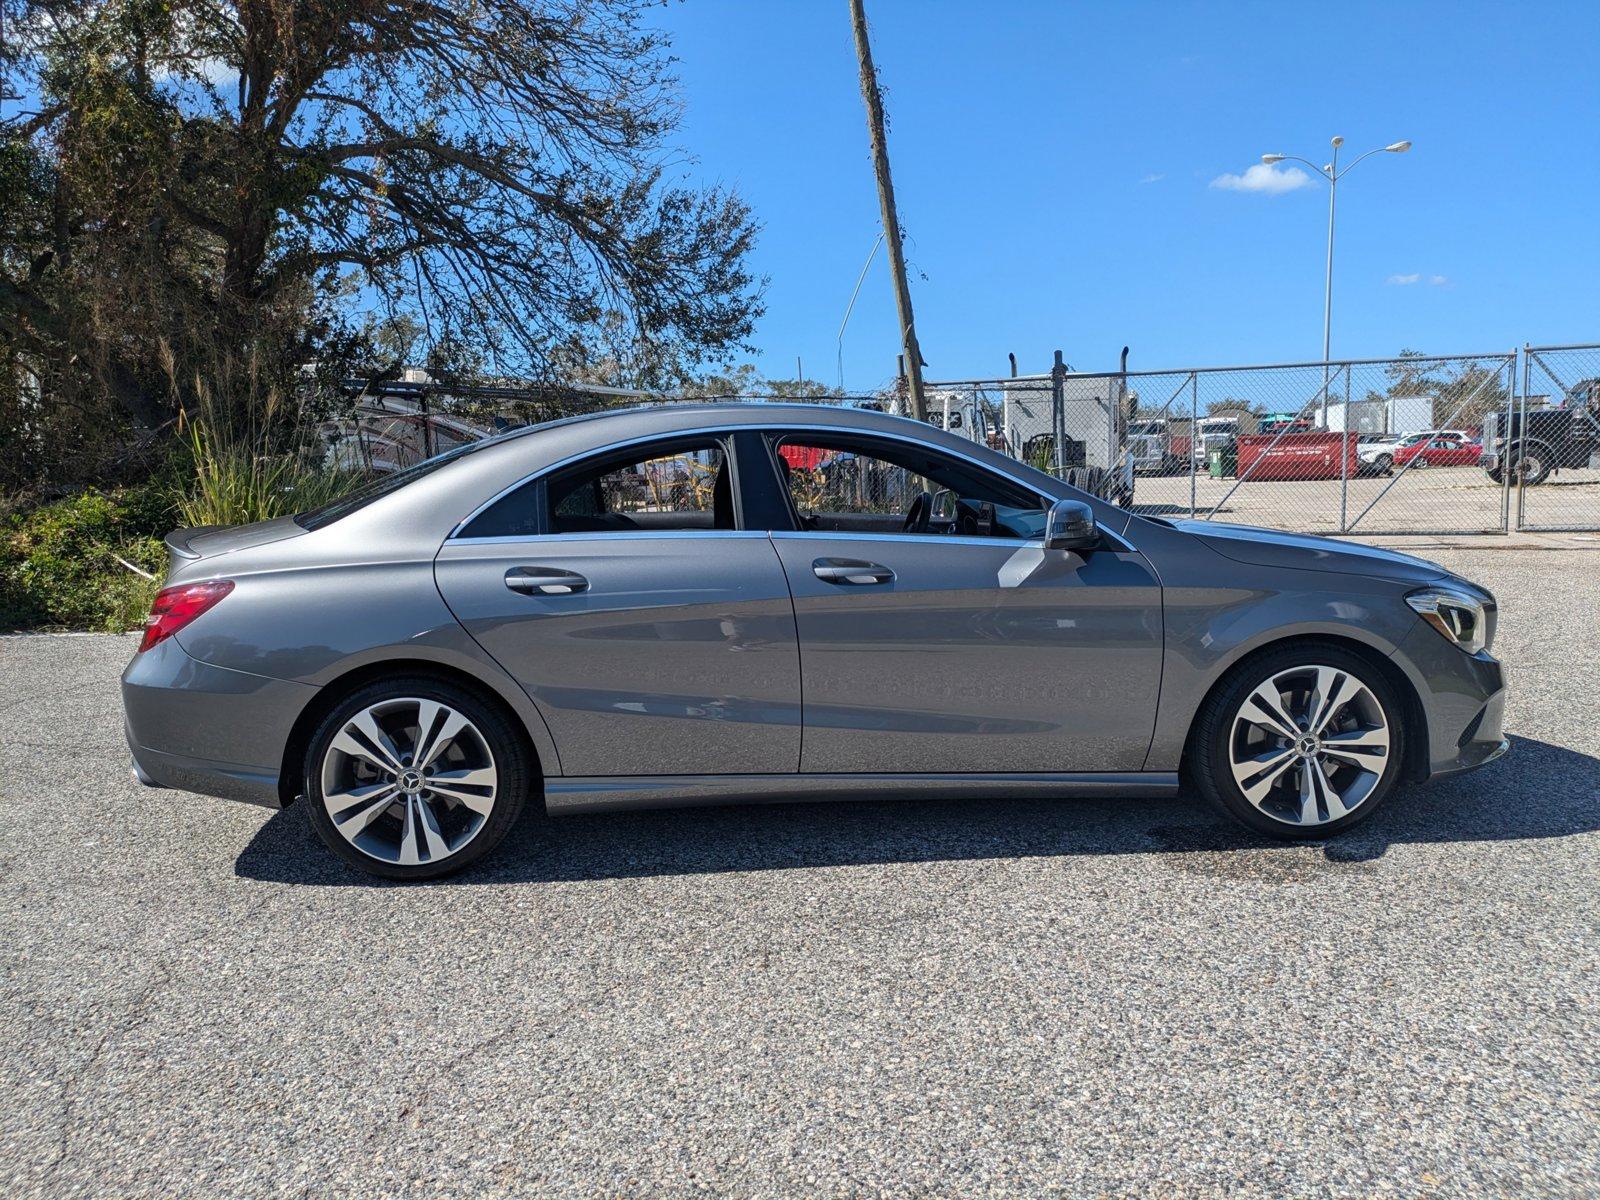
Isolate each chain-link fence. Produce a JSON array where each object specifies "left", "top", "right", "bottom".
[
  {"left": 1070, "top": 353, "right": 1520, "bottom": 535},
  {"left": 1515, "top": 344, "right": 1600, "bottom": 532},
  {"left": 925, "top": 353, "right": 1528, "bottom": 534},
  {"left": 331, "top": 346, "right": 1600, "bottom": 536}
]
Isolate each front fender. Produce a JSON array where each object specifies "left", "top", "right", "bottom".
[{"left": 1142, "top": 572, "right": 1418, "bottom": 772}]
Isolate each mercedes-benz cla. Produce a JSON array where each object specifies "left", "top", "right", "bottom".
[{"left": 123, "top": 404, "right": 1508, "bottom": 879}]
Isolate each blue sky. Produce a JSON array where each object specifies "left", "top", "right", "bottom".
[{"left": 656, "top": 0, "right": 1600, "bottom": 389}]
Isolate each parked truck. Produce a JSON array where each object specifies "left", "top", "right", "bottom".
[
  {"left": 1324, "top": 395, "right": 1433, "bottom": 438},
  {"left": 1482, "top": 378, "right": 1600, "bottom": 485},
  {"left": 1125, "top": 413, "right": 1257, "bottom": 475},
  {"left": 1126, "top": 417, "right": 1183, "bottom": 474},
  {"left": 995, "top": 375, "right": 1135, "bottom": 506}
]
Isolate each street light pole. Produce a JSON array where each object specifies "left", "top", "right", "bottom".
[
  {"left": 1262, "top": 137, "right": 1411, "bottom": 424},
  {"left": 1322, "top": 137, "right": 1340, "bottom": 390}
]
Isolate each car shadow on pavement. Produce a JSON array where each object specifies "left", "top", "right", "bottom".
[{"left": 234, "top": 734, "right": 1599, "bottom": 887}]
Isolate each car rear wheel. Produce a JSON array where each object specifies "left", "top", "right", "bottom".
[
  {"left": 1189, "top": 646, "right": 1405, "bottom": 839},
  {"left": 304, "top": 677, "right": 531, "bottom": 880}
]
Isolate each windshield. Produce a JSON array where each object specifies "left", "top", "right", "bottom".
[{"left": 1398, "top": 433, "right": 1430, "bottom": 446}]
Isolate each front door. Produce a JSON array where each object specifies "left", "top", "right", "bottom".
[
  {"left": 434, "top": 437, "right": 802, "bottom": 777},
  {"left": 763, "top": 431, "right": 1164, "bottom": 774}
]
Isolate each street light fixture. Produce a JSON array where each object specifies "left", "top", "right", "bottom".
[{"left": 1262, "top": 136, "right": 1413, "bottom": 422}]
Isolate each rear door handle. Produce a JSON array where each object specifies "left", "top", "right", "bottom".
[
  {"left": 812, "top": 557, "right": 895, "bottom": 586},
  {"left": 505, "top": 566, "right": 589, "bottom": 595}
]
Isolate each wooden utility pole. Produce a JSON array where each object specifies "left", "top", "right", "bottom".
[{"left": 849, "top": 0, "right": 928, "bottom": 421}]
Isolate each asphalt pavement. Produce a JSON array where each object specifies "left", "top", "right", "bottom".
[{"left": 2, "top": 546, "right": 1597, "bottom": 1197}]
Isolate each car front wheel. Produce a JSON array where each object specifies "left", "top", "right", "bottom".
[
  {"left": 1189, "top": 647, "right": 1404, "bottom": 839},
  {"left": 304, "top": 677, "right": 531, "bottom": 879}
]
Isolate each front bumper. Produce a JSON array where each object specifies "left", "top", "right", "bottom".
[
  {"left": 122, "top": 636, "right": 317, "bottom": 809},
  {"left": 1393, "top": 621, "right": 1509, "bottom": 779}
]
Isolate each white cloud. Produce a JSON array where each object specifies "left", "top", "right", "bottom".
[
  {"left": 1210, "top": 163, "right": 1314, "bottom": 195},
  {"left": 1429, "top": 275, "right": 1449, "bottom": 286},
  {"left": 1140, "top": 173, "right": 1165, "bottom": 185},
  {"left": 1387, "top": 273, "right": 1421, "bottom": 285}
]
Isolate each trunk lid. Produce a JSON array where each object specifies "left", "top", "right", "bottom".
[{"left": 163, "top": 516, "right": 306, "bottom": 571}]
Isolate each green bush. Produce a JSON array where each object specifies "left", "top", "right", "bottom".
[
  {"left": 178, "top": 419, "right": 358, "bottom": 528},
  {"left": 0, "top": 488, "right": 172, "bottom": 631},
  {"left": 1, "top": 391, "right": 369, "bottom": 629}
]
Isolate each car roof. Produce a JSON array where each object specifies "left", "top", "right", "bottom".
[
  {"left": 320, "top": 400, "right": 1108, "bottom": 554},
  {"left": 469, "top": 400, "right": 998, "bottom": 466}
]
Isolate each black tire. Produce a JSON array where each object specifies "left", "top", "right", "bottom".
[
  {"left": 1513, "top": 445, "right": 1551, "bottom": 486},
  {"left": 303, "top": 676, "right": 533, "bottom": 880},
  {"left": 1187, "top": 643, "right": 1407, "bottom": 840},
  {"left": 1374, "top": 453, "right": 1393, "bottom": 474},
  {"left": 1485, "top": 467, "right": 1503, "bottom": 484}
]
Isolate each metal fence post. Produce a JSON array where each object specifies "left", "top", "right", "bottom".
[
  {"left": 1188, "top": 372, "right": 1198, "bottom": 518},
  {"left": 1051, "top": 350, "right": 1065, "bottom": 476},
  {"left": 1507, "top": 347, "right": 1525, "bottom": 533},
  {"left": 419, "top": 388, "right": 435, "bottom": 461},
  {"left": 1338, "top": 362, "right": 1351, "bottom": 532}
]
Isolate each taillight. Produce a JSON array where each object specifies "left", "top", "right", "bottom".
[{"left": 138, "top": 580, "right": 234, "bottom": 653}]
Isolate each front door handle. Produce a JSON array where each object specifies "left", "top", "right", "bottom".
[
  {"left": 505, "top": 566, "right": 589, "bottom": 595},
  {"left": 812, "top": 557, "right": 895, "bottom": 586}
]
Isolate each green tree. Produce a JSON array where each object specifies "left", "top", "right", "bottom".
[
  {"left": 1205, "top": 398, "right": 1265, "bottom": 419},
  {"left": 1374, "top": 350, "right": 1510, "bottom": 430},
  {"left": 2, "top": 0, "right": 764, "bottom": 489}
]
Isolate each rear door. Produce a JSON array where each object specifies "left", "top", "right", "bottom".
[
  {"left": 758, "top": 430, "right": 1164, "bottom": 775},
  {"left": 434, "top": 434, "right": 802, "bottom": 777}
]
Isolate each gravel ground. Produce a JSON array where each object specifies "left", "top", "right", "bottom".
[{"left": 2, "top": 546, "right": 1597, "bottom": 1198}]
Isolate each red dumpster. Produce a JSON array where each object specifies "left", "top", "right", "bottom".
[
  {"left": 1235, "top": 431, "right": 1360, "bottom": 481},
  {"left": 778, "top": 443, "right": 832, "bottom": 471}
]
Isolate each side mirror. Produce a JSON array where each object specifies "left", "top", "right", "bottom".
[{"left": 1044, "top": 498, "right": 1098, "bottom": 552}]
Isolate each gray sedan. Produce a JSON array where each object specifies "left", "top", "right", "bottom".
[{"left": 122, "top": 403, "right": 1508, "bottom": 879}]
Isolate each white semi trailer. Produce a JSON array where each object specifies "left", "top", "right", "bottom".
[
  {"left": 1324, "top": 394, "right": 1433, "bottom": 437},
  {"left": 993, "top": 374, "right": 1134, "bottom": 506}
]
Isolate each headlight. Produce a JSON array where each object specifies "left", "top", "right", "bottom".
[{"left": 1406, "top": 587, "right": 1492, "bottom": 655}]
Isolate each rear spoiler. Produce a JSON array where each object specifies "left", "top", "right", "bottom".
[{"left": 163, "top": 527, "right": 222, "bottom": 561}]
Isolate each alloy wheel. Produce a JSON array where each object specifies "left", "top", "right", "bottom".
[
  {"left": 1227, "top": 665, "right": 1391, "bottom": 828},
  {"left": 319, "top": 697, "right": 499, "bottom": 866}
]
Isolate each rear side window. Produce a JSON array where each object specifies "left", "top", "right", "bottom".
[
  {"left": 460, "top": 437, "right": 735, "bottom": 539},
  {"left": 296, "top": 439, "right": 483, "bottom": 531}
]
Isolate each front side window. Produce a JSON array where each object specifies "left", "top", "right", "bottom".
[
  {"left": 770, "top": 434, "right": 1046, "bottom": 540},
  {"left": 460, "top": 438, "right": 734, "bottom": 539}
]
